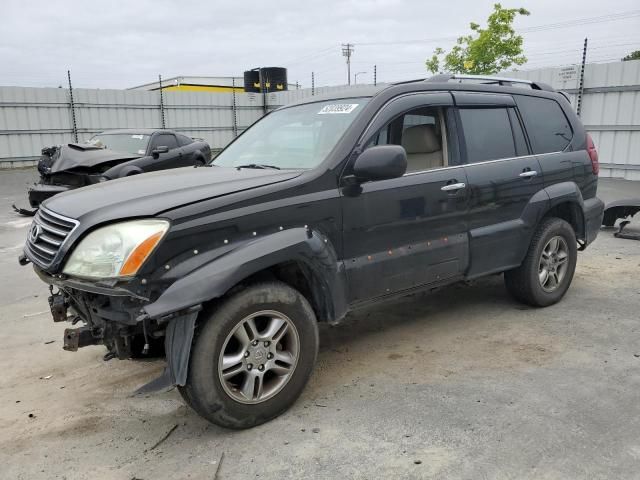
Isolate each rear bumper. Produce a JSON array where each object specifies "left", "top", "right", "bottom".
[
  {"left": 28, "top": 183, "right": 71, "bottom": 208},
  {"left": 583, "top": 196, "right": 605, "bottom": 246}
]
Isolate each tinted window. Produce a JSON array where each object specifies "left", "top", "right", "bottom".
[
  {"left": 152, "top": 134, "right": 178, "bottom": 150},
  {"left": 459, "top": 108, "right": 516, "bottom": 163},
  {"left": 177, "top": 134, "right": 193, "bottom": 146},
  {"left": 515, "top": 96, "right": 573, "bottom": 154}
]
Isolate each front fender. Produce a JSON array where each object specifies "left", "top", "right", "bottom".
[{"left": 142, "top": 227, "right": 348, "bottom": 323}]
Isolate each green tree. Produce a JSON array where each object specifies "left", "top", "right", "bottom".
[
  {"left": 426, "top": 4, "right": 529, "bottom": 75},
  {"left": 622, "top": 50, "right": 640, "bottom": 61}
]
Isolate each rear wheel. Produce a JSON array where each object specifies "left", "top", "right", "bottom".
[
  {"left": 179, "top": 281, "right": 318, "bottom": 429},
  {"left": 505, "top": 217, "right": 578, "bottom": 307}
]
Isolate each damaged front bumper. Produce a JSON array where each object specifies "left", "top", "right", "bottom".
[
  {"left": 28, "top": 183, "right": 71, "bottom": 208},
  {"left": 28, "top": 174, "right": 106, "bottom": 208},
  {"left": 34, "top": 266, "right": 201, "bottom": 392}
]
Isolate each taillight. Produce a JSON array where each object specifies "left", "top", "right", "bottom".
[{"left": 586, "top": 133, "right": 599, "bottom": 175}]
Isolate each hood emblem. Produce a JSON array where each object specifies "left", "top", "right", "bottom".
[{"left": 29, "top": 223, "right": 42, "bottom": 243}]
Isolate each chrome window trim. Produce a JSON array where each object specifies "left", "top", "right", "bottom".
[
  {"left": 402, "top": 151, "right": 564, "bottom": 177},
  {"left": 358, "top": 91, "right": 451, "bottom": 145}
]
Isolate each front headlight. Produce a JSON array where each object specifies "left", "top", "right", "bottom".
[{"left": 63, "top": 219, "right": 169, "bottom": 279}]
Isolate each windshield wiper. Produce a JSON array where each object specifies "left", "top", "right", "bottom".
[{"left": 235, "top": 163, "right": 281, "bottom": 170}]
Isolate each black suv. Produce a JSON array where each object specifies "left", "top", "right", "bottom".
[{"left": 20, "top": 74, "right": 604, "bottom": 429}]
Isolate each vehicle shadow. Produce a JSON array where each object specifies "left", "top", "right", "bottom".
[{"left": 317, "top": 274, "right": 522, "bottom": 355}]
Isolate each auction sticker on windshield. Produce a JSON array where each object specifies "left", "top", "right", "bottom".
[{"left": 318, "top": 104, "right": 359, "bottom": 114}]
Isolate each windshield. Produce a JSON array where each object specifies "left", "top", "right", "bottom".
[
  {"left": 214, "top": 98, "right": 369, "bottom": 169},
  {"left": 88, "top": 133, "right": 150, "bottom": 155}
]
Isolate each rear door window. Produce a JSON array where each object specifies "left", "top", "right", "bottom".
[
  {"left": 515, "top": 96, "right": 573, "bottom": 154},
  {"left": 459, "top": 108, "right": 516, "bottom": 163}
]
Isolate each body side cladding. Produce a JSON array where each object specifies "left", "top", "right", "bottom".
[
  {"left": 140, "top": 227, "right": 348, "bottom": 324},
  {"left": 467, "top": 188, "right": 550, "bottom": 277},
  {"left": 467, "top": 182, "right": 593, "bottom": 277}
]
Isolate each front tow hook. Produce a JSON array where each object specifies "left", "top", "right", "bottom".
[{"left": 18, "top": 253, "right": 30, "bottom": 266}]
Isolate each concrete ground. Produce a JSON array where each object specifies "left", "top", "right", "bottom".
[{"left": 1, "top": 169, "right": 639, "bottom": 480}]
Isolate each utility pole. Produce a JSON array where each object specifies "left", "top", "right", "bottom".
[
  {"left": 576, "top": 38, "right": 588, "bottom": 117},
  {"left": 374, "top": 65, "right": 377, "bottom": 86},
  {"left": 341, "top": 43, "right": 354, "bottom": 85},
  {"left": 311, "top": 71, "right": 315, "bottom": 96}
]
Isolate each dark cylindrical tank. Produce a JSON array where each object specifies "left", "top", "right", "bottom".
[
  {"left": 260, "top": 67, "right": 288, "bottom": 91},
  {"left": 243, "top": 70, "right": 260, "bottom": 93},
  {"left": 244, "top": 67, "right": 288, "bottom": 92}
]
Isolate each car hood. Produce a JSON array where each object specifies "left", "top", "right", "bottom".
[
  {"left": 49, "top": 144, "right": 141, "bottom": 173},
  {"left": 43, "top": 166, "right": 302, "bottom": 223}
]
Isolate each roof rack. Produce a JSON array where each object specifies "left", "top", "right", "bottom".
[{"left": 426, "top": 74, "right": 555, "bottom": 92}]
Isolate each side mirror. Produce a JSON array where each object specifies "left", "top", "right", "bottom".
[
  {"left": 152, "top": 145, "right": 169, "bottom": 158},
  {"left": 352, "top": 145, "right": 407, "bottom": 182}
]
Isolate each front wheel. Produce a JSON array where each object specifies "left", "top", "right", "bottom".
[
  {"left": 505, "top": 217, "right": 578, "bottom": 307},
  {"left": 179, "top": 281, "right": 318, "bottom": 429}
]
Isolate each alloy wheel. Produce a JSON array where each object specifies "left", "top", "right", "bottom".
[
  {"left": 538, "top": 235, "right": 569, "bottom": 293},
  {"left": 218, "top": 310, "right": 300, "bottom": 404}
]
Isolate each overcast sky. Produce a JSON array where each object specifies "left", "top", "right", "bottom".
[{"left": 1, "top": 0, "right": 639, "bottom": 89}]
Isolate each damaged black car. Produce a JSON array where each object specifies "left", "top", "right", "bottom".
[
  {"left": 23, "top": 129, "right": 211, "bottom": 210},
  {"left": 20, "top": 75, "right": 603, "bottom": 429}
]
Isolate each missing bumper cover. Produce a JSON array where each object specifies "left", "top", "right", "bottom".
[{"left": 63, "top": 326, "right": 99, "bottom": 351}]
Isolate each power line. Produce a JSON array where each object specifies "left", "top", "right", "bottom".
[
  {"left": 278, "top": 46, "right": 337, "bottom": 67},
  {"left": 355, "top": 10, "right": 640, "bottom": 46}
]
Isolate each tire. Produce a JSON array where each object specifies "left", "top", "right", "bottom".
[
  {"left": 504, "top": 217, "right": 578, "bottom": 307},
  {"left": 178, "top": 281, "right": 318, "bottom": 429}
]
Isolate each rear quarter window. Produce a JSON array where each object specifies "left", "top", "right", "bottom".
[{"left": 515, "top": 95, "right": 573, "bottom": 154}]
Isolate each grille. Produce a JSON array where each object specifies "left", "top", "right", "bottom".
[{"left": 25, "top": 207, "right": 79, "bottom": 268}]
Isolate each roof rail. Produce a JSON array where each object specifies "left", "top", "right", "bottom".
[{"left": 426, "top": 74, "right": 555, "bottom": 92}]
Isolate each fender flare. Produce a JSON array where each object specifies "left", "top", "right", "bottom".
[
  {"left": 543, "top": 181, "right": 586, "bottom": 238},
  {"left": 142, "top": 227, "right": 348, "bottom": 323},
  {"left": 510, "top": 182, "right": 586, "bottom": 267}
]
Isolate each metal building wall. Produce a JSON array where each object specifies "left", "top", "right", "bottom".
[{"left": 0, "top": 87, "right": 74, "bottom": 162}]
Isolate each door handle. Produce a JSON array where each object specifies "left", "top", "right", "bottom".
[
  {"left": 519, "top": 170, "right": 538, "bottom": 178},
  {"left": 441, "top": 182, "right": 466, "bottom": 192}
]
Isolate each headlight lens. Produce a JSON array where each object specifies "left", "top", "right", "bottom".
[{"left": 63, "top": 219, "right": 169, "bottom": 279}]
